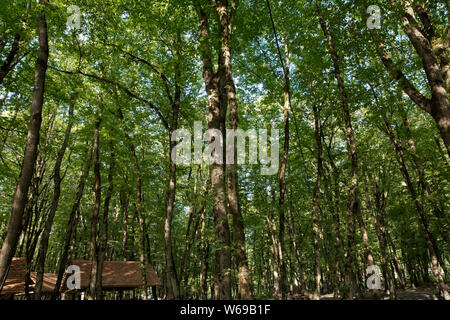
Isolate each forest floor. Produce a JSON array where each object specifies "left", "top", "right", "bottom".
[{"left": 288, "top": 285, "right": 442, "bottom": 300}]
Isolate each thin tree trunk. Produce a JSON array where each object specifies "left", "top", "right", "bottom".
[
  {"left": 116, "top": 107, "right": 148, "bottom": 296},
  {"left": 312, "top": 104, "right": 323, "bottom": 300},
  {"left": 34, "top": 99, "right": 74, "bottom": 299},
  {"left": 322, "top": 135, "right": 347, "bottom": 298},
  {"left": 164, "top": 134, "right": 180, "bottom": 299},
  {"left": 180, "top": 166, "right": 200, "bottom": 298},
  {"left": 52, "top": 145, "right": 92, "bottom": 299},
  {"left": 199, "top": 201, "right": 209, "bottom": 300},
  {"left": 399, "top": 106, "right": 450, "bottom": 245},
  {"left": 378, "top": 109, "right": 449, "bottom": 299},
  {"left": 0, "top": 34, "right": 20, "bottom": 85},
  {"left": 120, "top": 190, "right": 129, "bottom": 261},
  {"left": 96, "top": 147, "right": 115, "bottom": 299},
  {"left": 87, "top": 103, "right": 102, "bottom": 300},
  {"left": 315, "top": 0, "right": 360, "bottom": 298},
  {"left": 366, "top": 175, "right": 396, "bottom": 299},
  {"left": 287, "top": 193, "right": 306, "bottom": 294},
  {"left": 163, "top": 42, "right": 182, "bottom": 298},
  {"left": 265, "top": 0, "right": 290, "bottom": 299}
]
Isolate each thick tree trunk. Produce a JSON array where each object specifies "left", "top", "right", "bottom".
[
  {"left": 196, "top": 4, "right": 231, "bottom": 300},
  {"left": 0, "top": 5, "right": 48, "bottom": 290},
  {"left": 217, "top": 0, "right": 251, "bottom": 300},
  {"left": 369, "top": 2, "right": 450, "bottom": 157},
  {"left": 34, "top": 99, "right": 74, "bottom": 299}
]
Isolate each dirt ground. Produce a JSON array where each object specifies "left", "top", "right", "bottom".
[{"left": 288, "top": 285, "right": 444, "bottom": 300}]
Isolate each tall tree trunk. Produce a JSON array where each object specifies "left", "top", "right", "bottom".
[
  {"left": 379, "top": 110, "right": 449, "bottom": 299},
  {"left": 312, "top": 104, "right": 323, "bottom": 300},
  {"left": 180, "top": 166, "right": 199, "bottom": 298},
  {"left": 322, "top": 135, "right": 347, "bottom": 298},
  {"left": 287, "top": 193, "right": 306, "bottom": 294},
  {"left": 87, "top": 104, "right": 102, "bottom": 300},
  {"left": 96, "top": 147, "right": 115, "bottom": 299},
  {"left": 217, "top": 0, "right": 251, "bottom": 300},
  {"left": 117, "top": 107, "right": 148, "bottom": 297},
  {"left": 52, "top": 145, "right": 92, "bottom": 299},
  {"left": 195, "top": 4, "right": 231, "bottom": 300},
  {"left": 199, "top": 202, "right": 209, "bottom": 300},
  {"left": 399, "top": 106, "right": 450, "bottom": 245},
  {"left": 365, "top": 174, "right": 396, "bottom": 299},
  {"left": 265, "top": 0, "right": 291, "bottom": 298},
  {"left": 163, "top": 38, "right": 182, "bottom": 299},
  {"left": 0, "top": 3, "right": 48, "bottom": 290},
  {"left": 34, "top": 98, "right": 74, "bottom": 299},
  {"left": 164, "top": 140, "right": 180, "bottom": 299},
  {"left": 120, "top": 190, "right": 129, "bottom": 261},
  {"left": 315, "top": 0, "right": 360, "bottom": 298},
  {"left": 385, "top": 228, "right": 407, "bottom": 288}
]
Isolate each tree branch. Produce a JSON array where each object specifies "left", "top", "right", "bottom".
[{"left": 49, "top": 65, "right": 170, "bottom": 130}]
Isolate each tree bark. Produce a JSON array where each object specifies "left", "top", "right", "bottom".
[
  {"left": 34, "top": 98, "right": 74, "bottom": 299},
  {"left": 379, "top": 110, "right": 449, "bottom": 299},
  {"left": 87, "top": 103, "right": 102, "bottom": 300},
  {"left": 369, "top": 2, "right": 450, "bottom": 157},
  {"left": 217, "top": 0, "right": 252, "bottom": 300},
  {"left": 52, "top": 145, "right": 92, "bottom": 299},
  {"left": 312, "top": 104, "right": 323, "bottom": 300},
  {"left": 96, "top": 147, "right": 115, "bottom": 299},
  {"left": 315, "top": 0, "right": 360, "bottom": 298},
  {"left": 195, "top": 3, "right": 231, "bottom": 300},
  {"left": 0, "top": 34, "right": 20, "bottom": 85}
]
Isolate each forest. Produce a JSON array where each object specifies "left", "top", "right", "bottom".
[{"left": 0, "top": 0, "right": 449, "bottom": 301}]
